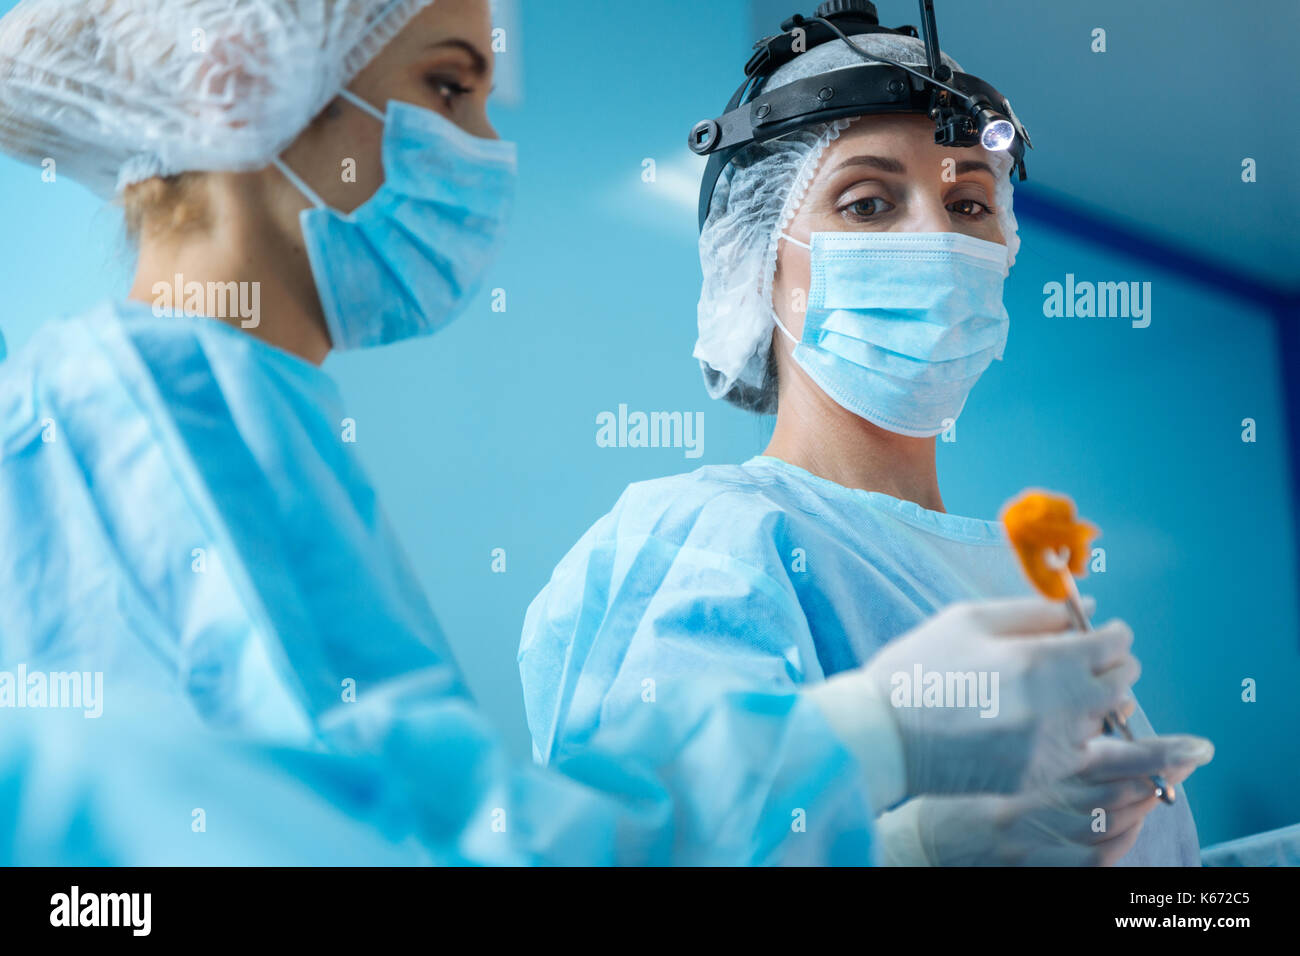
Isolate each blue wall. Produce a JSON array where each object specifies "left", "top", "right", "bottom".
[{"left": 0, "top": 0, "right": 1294, "bottom": 848}]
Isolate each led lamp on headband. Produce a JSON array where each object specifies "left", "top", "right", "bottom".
[{"left": 688, "top": 0, "right": 1032, "bottom": 230}]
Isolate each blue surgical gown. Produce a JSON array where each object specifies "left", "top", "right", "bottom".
[
  {"left": 0, "top": 302, "right": 875, "bottom": 865},
  {"left": 519, "top": 455, "right": 1202, "bottom": 866},
  {"left": 1202, "top": 822, "right": 1300, "bottom": 866}
]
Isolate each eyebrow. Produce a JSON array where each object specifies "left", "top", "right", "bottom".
[
  {"left": 954, "top": 159, "right": 996, "bottom": 177},
  {"left": 428, "top": 38, "right": 489, "bottom": 77},
  {"left": 831, "top": 155, "right": 907, "bottom": 175}
]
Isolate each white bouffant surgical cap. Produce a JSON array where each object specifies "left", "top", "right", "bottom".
[
  {"left": 0, "top": 0, "right": 437, "bottom": 197},
  {"left": 694, "top": 33, "right": 1022, "bottom": 414}
]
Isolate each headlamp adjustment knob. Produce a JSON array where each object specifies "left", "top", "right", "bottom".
[
  {"left": 814, "top": 0, "right": 880, "bottom": 23},
  {"left": 688, "top": 119, "right": 721, "bottom": 155}
]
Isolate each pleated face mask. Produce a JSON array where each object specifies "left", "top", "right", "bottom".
[
  {"left": 773, "top": 231, "right": 1011, "bottom": 437},
  {"left": 275, "top": 90, "right": 517, "bottom": 351}
]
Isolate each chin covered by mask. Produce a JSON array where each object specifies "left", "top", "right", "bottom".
[
  {"left": 773, "top": 231, "right": 1010, "bottom": 437},
  {"left": 275, "top": 89, "right": 517, "bottom": 351}
]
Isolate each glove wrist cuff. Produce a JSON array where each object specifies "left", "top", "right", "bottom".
[
  {"left": 805, "top": 671, "right": 908, "bottom": 814},
  {"left": 875, "top": 798, "right": 932, "bottom": 866}
]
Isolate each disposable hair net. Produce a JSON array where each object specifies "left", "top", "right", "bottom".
[
  {"left": 695, "top": 34, "right": 1021, "bottom": 413},
  {"left": 0, "top": 0, "right": 436, "bottom": 198}
]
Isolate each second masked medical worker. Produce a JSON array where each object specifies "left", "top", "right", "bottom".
[
  {"left": 0, "top": 0, "right": 857, "bottom": 864},
  {"left": 519, "top": 5, "right": 1213, "bottom": 865},
  {"left": 0, "top": 0, "right": 1162, "bottom": 864}
]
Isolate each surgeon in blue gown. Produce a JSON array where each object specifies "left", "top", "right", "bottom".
[
  {"left": 519, "top": 32, "right": 1212, "bottom": 865},
  {"left": 0, "top": 0, "right": 888, "bottom": 865}
]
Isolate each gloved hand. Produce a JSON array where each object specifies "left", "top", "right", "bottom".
[
  {"left": 878, "top": 733, "right": 1215, "bottom": 866},
  {"left": 815, "top": 597, "right": 1140, "bottom": 800}
]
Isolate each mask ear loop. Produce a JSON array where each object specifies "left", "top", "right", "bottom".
[
  {"left": 273, "top": 88, "right": 387, "bottom": 209},
  {"left": 771, "top": 232, "right": 811, "bottom": 348},
  {"left": 336, "top": 87, "right": 387, "bottom": 123},
  {"left": 272, "top": 156, "right": 328, "bottom": 209}
]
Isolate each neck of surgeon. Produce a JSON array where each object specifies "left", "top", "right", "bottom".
[
  {"left": 127, "top": 171, "right": 333, "bottom": 365},
  {"left": 764, "top": 362, "right": 944, "bottom": 513}
]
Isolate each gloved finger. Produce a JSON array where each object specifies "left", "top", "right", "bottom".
[
  {"left": 1060, "top": 754, "right": 1209, "bottom": 813},
  {"left": 1093, "top": 814, "right": 1148, "bottom": 866},
  {"left": 1099, "top": 776, "right": 1168, "bottom": 811},
  {"left": 1163, "top": 759, "right": 1210, "bottom": 788},
  {"left": 1077, "top": 735, "right": 1215, "bottom": 783},
  {"left": 1026, "top": 789, "right": 1155, "bottom": 848},
  {"left": 1020, "top": 728, "right": 1094, "bottom": 791},
  {"left": 1049, "top": 618, "right": 1135, "bottom": 674},
  {"left": 959, "top": 596, "right": 1096, "bottom": 636},
  {"left": 1052, "top": 653, "right": 1140, "bottom": 723},
  {"left": 1039, "top": 801, "right": 1153, "bottom": 864},
  {"left": 1088, "top": 793, "right": 1162, "bottom": 846},
  {"left": 1113, "top": 695, "right": 1137, "bottom": 722},
  {"left": 1092, "top": 652, "right": 1142, "bottom": 705},
  {"left": 1048, "top": 774, "right": 1165, "bottom": 814},
  {"left": 1055, "top": 710, "right": 1115, "bottom": 758}
]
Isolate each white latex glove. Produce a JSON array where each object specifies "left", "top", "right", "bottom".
[
  {"left": 811, "top": 597, "right": 1138, "bottom": 801},
  {"left": 878, "top": 734, "right": 1215, "bottom": 866}
]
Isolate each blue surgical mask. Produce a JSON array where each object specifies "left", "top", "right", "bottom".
[
  {"left": 773, "top": 231, "right": 1010, "bottom": 437},
  {"left": 274, "top": 89, "right": 517, "bottom": 351}
]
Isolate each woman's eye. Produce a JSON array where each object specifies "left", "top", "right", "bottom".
[
  {"left": 426, "top": 75, "right": 474, "bottom": 109},
  {"left": 841, "top": 197, "right": 891, "bottom": 220},
  {"left": 948, "top": 197, "right": 992, "bottom": 218}
]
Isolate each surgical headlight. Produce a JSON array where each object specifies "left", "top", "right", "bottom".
[
  {"left": 976, "top": 111, "right": 1016, "bottom": 151},
  {"left": 688, "top": 0, "right": 1032, "bottom": 230}
]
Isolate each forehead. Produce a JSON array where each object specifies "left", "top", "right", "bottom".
[{"left": 400, "top": 0, "right": 493, "bottom": 44}]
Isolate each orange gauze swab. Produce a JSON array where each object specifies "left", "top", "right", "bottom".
[
  {"left": 999, "top": 490, "right": 1174, "bottom": 804},
  {"left": 1000, "top": 490, "right": 1098, "bottom": 600}
]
